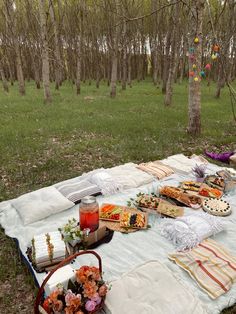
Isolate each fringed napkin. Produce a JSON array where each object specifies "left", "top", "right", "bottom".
[
  {"left": 160, "top": 212, "right": 225, "bottom": 251},
  {"left": 169, "top": 238, "right": 236, "bottom": 299},
  {"left": 137, "top": 161, "right": 174, "bottom": 180}
]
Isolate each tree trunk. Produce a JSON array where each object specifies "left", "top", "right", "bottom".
[
  {"left": 110, "top": 51, "right": 118, "bottom": 98},
  {"left": 76, "top": 47, "right": 81, "bottom": 95},
  {"left": 122, "top": 48, "right": 127, "bottom": 90},
  {"left": 39, "top": 0, "right": 52, "bottom": 103},
  {"left": 162, "top": 32, "right": 171, "bottom": 94},
  {"left": 15, "top": 42, "right": 25, "bottom": 95},
  {"left": 187, "top": 0, "right": 204, "bottom": 136},
  {"left": 0, "top": 62, "right": 9, "bottom": 92},
  {"left": 164, "top": 2, "right": 179, "bottom": 106},
  {"left": 215, "top": 64, "right": 225, "bottom": 98},
  {"left": 128, "top": 52, "right": 132, "bottom": 87},
  {"left": 49, "top": 0, "right": 61, "bottom": 90}
]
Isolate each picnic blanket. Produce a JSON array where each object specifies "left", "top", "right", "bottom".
[{"left": 1, "top": 154, "right": 236, "bottom": 313}]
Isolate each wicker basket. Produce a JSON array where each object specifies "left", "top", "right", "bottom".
[{"left": 34, "top": 250, "right": 103, "bottom": 314}]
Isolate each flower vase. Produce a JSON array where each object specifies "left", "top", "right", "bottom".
[{"left": 196, "top": 177, "right": 204, "bottom": 183}]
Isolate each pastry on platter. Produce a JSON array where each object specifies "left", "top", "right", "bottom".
[
  {"left": 136, "top": 194, "right": 161, "bottom": 210},
  {"left": 160, "top": 186, "right": 202, "bottom": 209},
  {"left": 204, "top": 175, "right": 225, "bottom": 191},
  {"left": 178, "top": 193, "right": 202, "bottom": 209},
  {"left": 159, "top": 186, "right": 182, "bottom": 199},
  {"left": 203, "top": 198, "right": 231, "bottom": 216},
  {"left": 180, "top": 181, "right": 201, "bottom": 192}
]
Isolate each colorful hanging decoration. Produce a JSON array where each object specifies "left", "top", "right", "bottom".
[
  {"left": 213, "top": 44, "right": 220, "bottom": 52},
  {"left": 211, "top": 53, "right": 217, "bottom": 60},
  {"left": 200, "top": 71, "right": 206, "bottom": 78},
  {"left": 188, "top": 38, "right": 219, "bottom": 83}
]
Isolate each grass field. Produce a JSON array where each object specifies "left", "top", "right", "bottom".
[{"left": 0, "top": 79, "right": 236, "bottom": 313}]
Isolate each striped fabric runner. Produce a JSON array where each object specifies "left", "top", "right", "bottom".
[
  {"left": 137, "top": 161, "right": 174, "bottom": 180},
  {"left": 56, "top": 179, "right": 101, "bottom": 204},
  {"left": 169, "top": 238, "right": 236, "bottom": 299}
]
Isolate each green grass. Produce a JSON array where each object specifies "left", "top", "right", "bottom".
[
  {"left": 0, "top": 79, "right": 236, "bottom": 313},
  {"left": 0, "top": 79, "right": 235, "bottom": 200}
]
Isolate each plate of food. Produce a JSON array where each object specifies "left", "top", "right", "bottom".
[
  {"left": 160, "top": 186, "right": 202, "bottom": 209},
  {"left": 204, "top": 175, "right": 225, "bottom": 191},
  {"left": 99, "top": 204, "right": 124, "bottom": 222},
  {"left": 180, "top": 181, "right": 201, "bottom": 193},
  {"left": 120, "top": 211, "right": 148, "bottom": 229},
  {"left": 199, "top": 184, "right": 223, "bottom": 199},
  {"left": 157, "top": 201, "right": 184, "bottom": 218},
  {"left": 202, "top": 198, "right": 231, "bottom": 216}
]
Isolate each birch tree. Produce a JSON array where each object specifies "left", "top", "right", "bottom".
[
  {"left": 39, "top": 0, "right": 51, "bottom": 103},
  {"left": 187, "top": 0, "right": 205, "bottom": 135}
]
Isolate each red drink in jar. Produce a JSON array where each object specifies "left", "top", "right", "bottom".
[{"left": 79, "top": 196, "right": 99, "bottom": 232}]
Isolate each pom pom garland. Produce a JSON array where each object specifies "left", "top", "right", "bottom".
[
  {"left": 200, "top": 71, "right": 206, "bottom": 78},
  {"left": 213, "top": 44, "right": 220, "bottom": 52},
  {"left": 194, "top": 37, "right": 199, "bottom": 44},
  {"left": 211, "top": 53, "right": 217, "bottom": 60},
  {"left": 205, "top": 63, "right": 211, "bottom": 70}
]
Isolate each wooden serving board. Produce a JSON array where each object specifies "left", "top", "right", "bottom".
[{"left": 99, "top": 207, "right": 144, "bottom": 233}]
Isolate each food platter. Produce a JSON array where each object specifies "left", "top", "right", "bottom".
[{"left": 202, "top": 198, "right": 231, "bottom": 216}]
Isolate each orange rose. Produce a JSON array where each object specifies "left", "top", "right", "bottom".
[{"left": 83, "top": 280, "right": 98, "bottom": 299}]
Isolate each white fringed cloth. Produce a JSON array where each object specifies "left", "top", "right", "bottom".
[{"left": 160, "top": 212, "right": 225, "bottom": 251}]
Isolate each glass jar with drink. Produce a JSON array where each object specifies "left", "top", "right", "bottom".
[{"left": 79, "top": 196, "right": 99, "bottom": 233}]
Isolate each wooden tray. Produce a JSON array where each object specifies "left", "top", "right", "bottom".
[
  {"left": 99, "top": 203, "right": 128, "bottom": 222},
  {"left": 120, "top": 210, "right": 148, "bottom": 229},
  {"left": 99, "top": 208, "right": 145, "bottom": 233}
]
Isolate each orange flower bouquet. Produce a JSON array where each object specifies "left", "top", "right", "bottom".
[{"left": 42, "top": 265, "right": 108, "bottom": 314}]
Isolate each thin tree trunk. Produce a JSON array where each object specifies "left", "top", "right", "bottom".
[
  {"left": 4, "top": 1, "right": 25, "bottom": 94},
  {"left": 128, "top": 51, "right": 132, "bottom": 87},
  {"left": 122, "top": 48, "right": 127, "bottom": 90},
  {"left": 0, "top": 61, "right": 9, "bottom": 92},
  {"left": 215, "top": 64, "right": 225, "bottom": 98},
  {"left": 187, "top": 0, "right": 204, "bottom": 135},
  {"left": 39, "top": 0, "right": 51, "bottom": 103},
  {"left": 162, "top": 32, "right": 171, "bottom": 94},
  {"left": 164, "top": 2, "right": 179, "bottom": 106},
  {"left": 76, "top": 45, "right": 81, "bottom": 95},
  {"left": 49, "top": 0, "right": 61, "bottom": 90},
  {"left": 6, "top": 56, "right": 14, "bottom": 85},
  {"left": 15, "top": 42, "right": 25, "bottom": 95},
  {"left": 110, "top": 51, "right": 118, "bottom": 98}
]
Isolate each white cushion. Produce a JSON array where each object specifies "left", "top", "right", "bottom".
[
  {"left": 105, "top": 260, "right": 207, "bottom": 314},
  {"left": 12, "top": 186, "right": 74, "bottom": 225}
]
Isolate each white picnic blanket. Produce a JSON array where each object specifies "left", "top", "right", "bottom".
[{"left": 0, "top": 154, "right": 236, "bottom": 314}]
